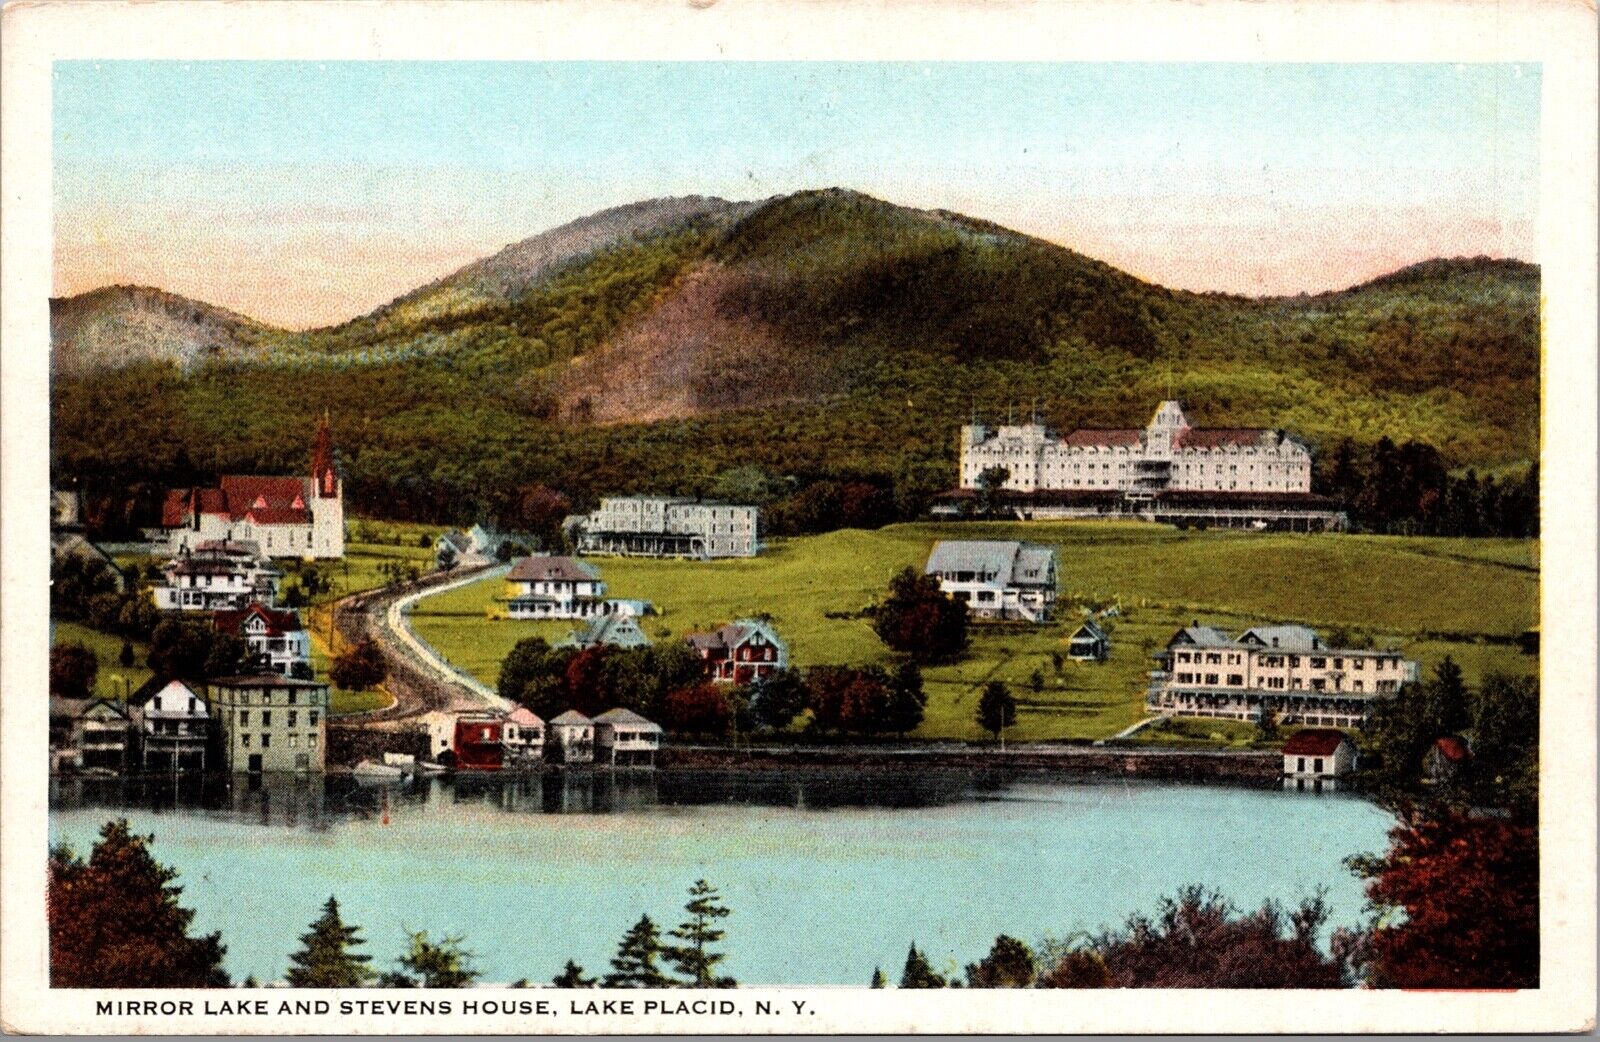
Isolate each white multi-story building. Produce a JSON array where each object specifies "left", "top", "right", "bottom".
[
  {"left": 1146, "top": 623, "right": 1420, "bottom": 728},
  {"left": 150, "top": 417, "right": 345, "bottom": 559},
  {"left": 960, "top": 400, "right": 1312, "bottom": 496},
  {"left": 576, "top": 496, "right": 759, "bottom": 559},
  {"left": 501, "top": 556, "right": 612, "bottom": 619},
  {"left": 151, "top": 543, "right": 281, "bottom": 612},
  {"left": 593, "top": 708, "right": 663, "bottom": 767},
  {"left": 209, "top": 674, "right": 328, "bottom": 774},
  {"left": 924, "top": 540, "right": 1058, "bottom": 623}
]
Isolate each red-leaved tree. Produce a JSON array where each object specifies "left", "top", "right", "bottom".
[
  {"left": 1348, "top": 810, "right": 1538, "bottom": 989},
  {"left": 664, "top": 683, "right": 731, "bottom": 737}
]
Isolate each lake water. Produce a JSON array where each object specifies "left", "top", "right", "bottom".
[{"left": 49, "top": 770, "right": 1393, "bottom": 986}]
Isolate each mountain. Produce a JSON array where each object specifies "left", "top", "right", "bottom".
[
  {"left": 50, "top": 189, "right": 1539, "bottom": 526},
  {"left": 50, "top": 285, "right": 281, "bottom": 376}
]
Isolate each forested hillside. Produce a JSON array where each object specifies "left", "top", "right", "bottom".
[{"left": 50, "top": 189, "right": 1539, "bottom": 533}]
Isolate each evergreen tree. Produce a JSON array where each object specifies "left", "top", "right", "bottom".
[
  {"left": 48, "top": 818, "right": 229, "bottom": 987},
  {"left": 1422, "top": 656, "right": 1470, "bottom": 737},
  {"left": 882, "top": 660, "right": 927, "bottom": 737},
  {"left": 552, "top": 960, "right": 597, "bottom": 987},
  {"left": 977, "top": 681, "right": 1017, "bottom": 743},
  {"left": 285, "top": 896, "right": 375, "bottom": 988},
  {"left": 118, "top": 639, "right": 136, "bottom": 669},
  {"left": 604, "top": 915, "right": 672, "bottom": 987},
  {"left": 666, "top": 880, "right": 735, "bottom": 988},
  {"left": 899, "top": 943, "right": 946, "bottom": 988},
  {"left": 870, "top": 967, "right": 888, "bottom": 988}
]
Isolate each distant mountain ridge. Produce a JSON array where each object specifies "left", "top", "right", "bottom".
[{"left": 52, "top": 189, "right": 1540, "bottom": 514}]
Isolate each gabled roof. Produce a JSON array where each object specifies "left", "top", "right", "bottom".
[
  {"left": 212, "top": 603, "right": 303, "bottom": 637},
  {"left": 550, "top": 710, "right": 593, "bottom": 725},
  {"left": 50, "top": 695, "right": 92, "bottom": 720},
  {"left": 507, "top": 555, "right": 600, "bottom": 583},
  {"left": 566, "top": 613, "right": 651, "bottom": 649},
  {"left": 437, "top": 529, "right": 472, "bottom": 553},
  {"left": 214, "top": 476, "right": 312, "bottom": 524},
  {"left": 1238, "top": 625, "right": 1321, "bottom": 653},
  {"left": 685, "top": 618, "right": 783, "bottom": 654},
  {"left": 1432, "top": 735, "right": 1471, "bottom": 763},
  {"left": 506, "top": 706, "right": 544, "bottom": 727},
  {"left": 1168, "top": 625, "right": 1233, "bottom": 648},
  {"left": 594, "top": 707, "right": 661, "bottom": 730},
  {"left": 1282, "top": 729, "right": 1353, "bottom": 756},
  {"left": 1070, "top": 618, "right": 1107, "bottom": 641}
]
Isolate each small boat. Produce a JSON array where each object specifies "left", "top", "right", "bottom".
[
  {"left": 414, "top": 760, "right": 450, "bottom": 776},
  {"left": 352, "top": 759, "right": 406, "bottom": 781}
]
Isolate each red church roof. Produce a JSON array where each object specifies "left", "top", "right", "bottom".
[{"left": 211, "top": 476, "right": 312, "bottom": 524}]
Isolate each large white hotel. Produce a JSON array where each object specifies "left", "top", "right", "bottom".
[{"left": 951, "top": 400, "right": 1343, "bottom": 530}]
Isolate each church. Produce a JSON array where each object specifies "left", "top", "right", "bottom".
[{"left": 150, "top": 417, "right": 345, "bottom": 559}]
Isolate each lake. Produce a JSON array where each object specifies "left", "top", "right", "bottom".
[{"left": 49, "top": 770, "right": 1393, "bottom": 986}]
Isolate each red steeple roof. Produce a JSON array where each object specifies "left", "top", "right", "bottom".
[{"left": 310, "top": 411, "right": 337, "bottom": 498}]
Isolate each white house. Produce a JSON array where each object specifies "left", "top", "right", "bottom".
[
  {"left": 559, "top": 613, "right": 653, "bottom": 651},
  {"left": 211, "top": 603, "right": 311, "bottom": 678},
  {"left": 502, "top": 706, "right": 546, "bottom": 765},
  {"left": 593, "top": 708, "right": 663, "bottom": 767},
  {"left": 685, "top": 619, "right": 789, "bottom": 685},
  {"left": 548, "top": 710, "right": 595, "bottom": 764},
  {"left": 130, "top": 678, "right": 211, "bottom": 773},
  {"left": 152, "top": 542, "right": 281, "bottom": 612},
  {"left": 923, "top": 540, "right": 1058, "bottom": 623},
  {"left": 1282, "top": 729, "right": 1359, "bottom": 792},
  {"left": 150, "top": 417, "right": 345, "bottom": 559},
  {"left": 1067, "top": 618, "right": 1110, "bottom": 661},
  {"left": 501, "top": 556, "right": 611, "bottom": 619}
]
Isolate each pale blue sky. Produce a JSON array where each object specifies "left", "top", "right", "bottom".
[{"left": 54, "top": 61, "right": 1540, "bottom": 327}]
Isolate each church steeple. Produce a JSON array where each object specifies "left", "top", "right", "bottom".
[{"left": 310, "top": 411, "right": 337, "bottom": 498}]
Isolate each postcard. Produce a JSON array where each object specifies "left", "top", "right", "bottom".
[{"left": 2, "top": 0, "right": 1596, "bottom": 1034}]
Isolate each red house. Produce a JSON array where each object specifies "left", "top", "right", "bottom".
[
  {"left": 453, "top": 714, "right": 504, "bottom": 770},
  {"left": 684, "top": 618, "right": 789, "bottom": 685}
]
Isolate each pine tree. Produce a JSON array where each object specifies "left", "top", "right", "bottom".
[
  {"left": 870, "top": 967, "right": 888, "bottom": 988},
  {"left": 666, "top": 880, "right": 734, "bottom": 987},
  {"left": 604, "top": 915, "right": 672, "bottom": 987},
  {"left": 899, "top": 943, "right": 946, "bottom": 988},
  {"left": 391, "top": 930, "right": 479, "bottom": 988},
  {"left": 977, "top": 681, "right": 1017, "bottom": 743},
  {"left": 552, "top": 960, "right": 597, "bottom": 987},
  {"left": 285, "top": 896, "right": 375, "bottom": 988},
  {"left": 883, "top": 661, "right": 927, "bottom": 737}
]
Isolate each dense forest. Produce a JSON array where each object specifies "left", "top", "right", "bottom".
[{"left": 50, "top": 189, "right": 1540, "bottom": 537}]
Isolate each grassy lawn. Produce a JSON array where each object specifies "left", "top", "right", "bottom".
[
  {"left": 408, "top": 521, "right": 1539, "bottom": 742},
  {"left": 50, "top": 620, "right": 152, "bottom": 701}
]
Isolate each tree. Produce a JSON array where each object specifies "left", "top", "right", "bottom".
[
  {"left": 899, "top": 943, "right": 946, "bottom": 988},
  {"left": 388, "top": 930, "right": 479, "bottom": 988},
  {"left": 48, "top": 819, "right": 229, "bottom": 987},
  {"left": 50, "top": 642, "right": 99, "bottom": 700},
  {"left": 976, "top": 681, "right": 1016, "bottom": 743},
  {"left": 330, "top": 639, "right": 388, "bottom": 691},
  {"left": 1467, "top": 674, "right": 1538, "bottom": 816},
  {"left": 974, "top": 466, "right": 1010, "bottom": 516},
  {"left": 1038, "top": 886, "right": 1344, "bottom": 988},
  {"left": 666, "top": 879, "right": 735, "bottom": 987},
  {"left": 285, "top": 896, "right": 375, "bottom": 987},
  {"left": 1419, "top": 655, "right": 1469, "bottom": 738},
  {"left": 869, "top": 967, "right": 888, "bottom": 988},
  {"left": 1347, "top": 810, "right": 1537, "bottom": 988},
  {"left": 512, "top": 484, "right": 572, "bottom": 551},
  {"left": 964, "top": 935, "right": 1036, "bottom": 988},
  {"left": 664, "top": 683, "right": 732, "bottom": 737},
  {"left": 749, "top": 668, "right": 808, "bottom": 731},
  {"left": 707, "top": 464, "right": 788, "bottom": 505},
  {"left": 552, "top": 960, "right": 596, "bottom": 987},
  {"left": 882, "top": 661, "right": 927, "bottom": 737},
  {"left": 604, "top": 915, "right": 672, "bottom": 987},
  {"left": 147, "top": 617, "right": 245, "bottom": 680},
  {"left": 873, "top": 567, "right": 968, "bottom": 662},
  {"left": 498, "top": 637, "right": 570, "bottom": 719}
]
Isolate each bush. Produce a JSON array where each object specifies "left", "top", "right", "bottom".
[{"left": 329, "top": 639, "right": 387, "bottom": 691}]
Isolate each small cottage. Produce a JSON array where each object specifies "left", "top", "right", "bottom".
[
  {"left": 1423, "top": 735, "right": 1472, "bottom": 784},
  {"left": 50, "top": 697, "right": 132, "bottom": 773},
  {"left": 593, "top": 708, "right": 663, "bottom": 767},
  {"left": 503, "top": 706, "right": 546, "bottom": 765},
  {"left": 1282, "top": 729, "right": 1358, "bottom": 791},
  {"left": 559, "top": 613, "right": 652, "bottom": 651},
  {"left": 453, "top": 714, "right": 505, "bottom": 771},
  {"left": 1067, "top": 618, "right": 1110, "bottom": 662},
  {"left": 548, "top": 710, "right": 595, "bottom": 765}
]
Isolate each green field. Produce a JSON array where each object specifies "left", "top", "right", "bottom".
[
  {"left": 408, "top": 521, "right": 1540, "bottom": 741},
  {"left": 51, "top": 620, "right": 152, "bottom": 702}
]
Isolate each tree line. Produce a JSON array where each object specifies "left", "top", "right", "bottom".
[{"left": 1319, "top": 438, "right": 1538, "bottom": 538}]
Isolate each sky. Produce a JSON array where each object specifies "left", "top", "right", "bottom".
[{"left": 53, "top": 61, "right": 1540, "bottom": 329}]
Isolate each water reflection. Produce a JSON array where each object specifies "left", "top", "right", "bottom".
[{"left": 51, "top": 765, "right": 1068, "bottom": 829}]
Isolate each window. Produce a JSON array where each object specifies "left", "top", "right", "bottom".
[
  {"left": 238, "top": 709, "right": 249, "bottom": 724},
  {"left": 1204, "top": 673, "right": 1219, "bottom": 685},
  {"left": 309, "top": 734, "right": 318, "bottom": 748},
  {"left": 1314, "top": 757, "right": 1324, "bottom": 773},
  {"left": 288, "top": 710, "right": 298, "bottom": 727},
  {"left": 241, "top": 733, "right": 251, "bottom": 747},
  {"left": 288, "top": 691, "right": 297, "bottom": 705},
  {"left": 1297, "top": 757, "right": 1305, "bottom": 771},
  {"left": 289, "top": 734, "right": 298, "bottom": 748},
  {"left": 261, "top": 734, "right": 271, "bottom": 748}
]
